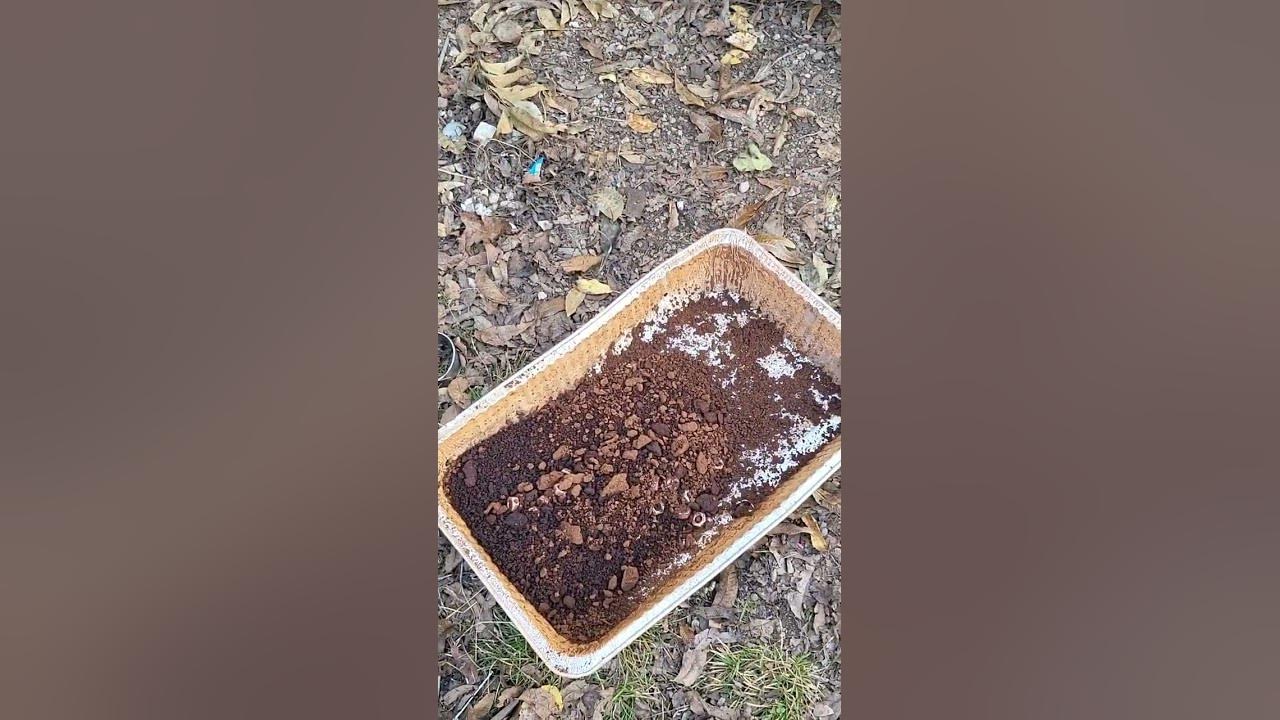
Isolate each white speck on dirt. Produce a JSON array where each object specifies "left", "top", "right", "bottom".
[{"left": 811, "top": 387, "right": 835, "bottom": 411}]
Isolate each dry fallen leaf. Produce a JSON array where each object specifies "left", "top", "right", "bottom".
[
  {"left": 725, "top": 31, "right": 758, "bottom": 52},
  {"left": 626, "top": 113, "right": 657, "bottom": 133},
  {"left": 475, "top": 272, "right": 511, "bottom": 304},
  {"left": 564, "top": 287, "right": 585, "bottom": 316},
  {"left": 560, "top": 254, "right": 602, "bottom": 273},
  {"left": 617, "top": 82, "right": 647, "bottom": 107},
  {"left": 575, "top": 277, "right": 612, "bottom": 295},
  {"left": 721, "top": 48, "right": 749, "bottom": 66},
  {"left": 631, "top": 66, "right": 673, "bottom": 85},
  {"left": 800, "top": 511, "right": 830, "bottom": 552},
  {"left": 593, "top": 187, "right": 625, "bottom": 220},
  {"left": 536, "top": 7, "right": 561, "bottom": 30},
  {"left": 478, "top": 56, "right": 523, "bottom": 75},
  {"left": 446, "top": 376, "right": 472, "bottom": 408},
  {"left": 673, "top": 76, "right": 707, "bottom": 108},
  {"left": 732, "top": 142, "right": 774, "bottom": 172}
]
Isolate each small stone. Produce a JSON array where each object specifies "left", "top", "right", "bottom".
[
  {"left": 562, "top": 594, "right": 575, "bottom": 609},
  {"left": 601, "top": 473, "right": 630, "bottom": 498},
  {"left": 620, "top": 565, "right": 640, "bottom": 592},
  {"left": 632, "top": 434, "right": 653, "bottom": 449},
  {"left": 462, "top": 459, "right": 477, "bottom": 487},
  {"left": 472, "top": 121, "right": 496, "bottom": 145},
  {"left": 503, "top": 511, "right": 528, "bottom": 528},
  {"left": 650, "top": 422, "right": 671, "bottom": 437}
]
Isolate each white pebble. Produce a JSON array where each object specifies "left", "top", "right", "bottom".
[{"left": 739, "top": 181, "right": 750, "bottom": 192}]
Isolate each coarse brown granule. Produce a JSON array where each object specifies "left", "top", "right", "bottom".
[{"left": 444, "top": 292, "right": 839, "bottom": 641}]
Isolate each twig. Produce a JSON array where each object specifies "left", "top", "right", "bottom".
[{"left": 450, "top": 671, "right": 491, "bottom": 720}]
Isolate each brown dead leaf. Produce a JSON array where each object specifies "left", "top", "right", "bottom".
[
  {"left": 626, "top": 113, "right": 657, "bottom": 133},
  {"left": 460, "top": 213, "right": 509, "bottom": 249},
  {"left": 560, "top": 254, "right": 602, "bottom": 273},
  {"left": 631, "top": 66, "right": 673, "bottom": 85},
  {"left": 689, "top": 112, "right": 723, "bottom": 143},
  {"left": 447, "top": 376, "right": 472, "bottom": 408},
  {"left": 667, "top": 199, "right": 679, "bottom": 230},
  {"left": 564, "top": 288, "right": 585, "bottom": 316},
  {"left": 721, "top": 82, "right": 763, "bottom": 101},
  {"left": 710, "top": 105, "right": 753, "bottom": 128},
  {"left": 617, "top": 82, "right": 647, "bottom": 107},
  {"left": 476, "top": 321, "right": 532, "bottom": 347},
  {"left": 580, "top": 38, "right": 604, "bottom": 59},
  {"left": 807, "top": 2, "right": 823, "bottom": 31},
  {"left": 475, "top": 272, "right": 511, "bottom": 304},
  {"left": 728, "top": 198, "right": 767, "bottom": 229},
  {"left": 711, "top": 564, "right": 739, "bottom": 609},
  {"left": 817, "top": 142, "right": 841, "bottom": 162}
]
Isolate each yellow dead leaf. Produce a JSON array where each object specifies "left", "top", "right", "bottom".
[
  {"left": 496, "top": 109, "right": 513, "bottom": 135},
  {"left": 729, "top": 4, "right": 753, "bottom": 32},
  {"left": 598, "top": 71, "right": 618, "bottom": 83},
  {"left": 478, "top": 56, "right": 523, "bottom": 74},
  {"left": 800, "top": 512, "right": 829, "bottom": 552},
  {"left": 484, "top": 68, "right": 533, "bottom": 88},
  {"left": 576, "top": 278, "right": 612, "bottom": 295},
  {"left": 541, "top": 685, "right": 564, "bottom": 710},
  {"left": 673, "top": 77, "right": 707, "bottom": 108},
  {"left": 721, "top": 48, "right": 749, "bottom": 66},
  {"left": 626, "top": 113, "right": 657, "bottom": 133},
  {"left": 631, "top": 67, "right": 673, "bottom": 85},
  {"left": 561, "top": 254, "right": 602, "bottom": 273},
  {"left": 564, "top": 287, "right": 585, "bottom": 316},
  {"left": 726, "top": 31, "right": 758, "bottom": 52},
  {"left": 491, "top": 83, "right": 546, "bottom": 103}
]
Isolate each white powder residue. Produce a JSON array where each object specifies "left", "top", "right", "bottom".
[
  {"left": 811, "top": 387, "right": 835, "bottom": 411},
  {"left": 638, "top": 288, "right": 699, "bottom": 342},
  {"left": 666, "top": 312, "right": 743, "bottom": 366},
  {"left": 757, "top": 351, "right": 799, "bottom": 379},
  {"left": 729, "top": 412, "right": 841, "bottom": 502}
]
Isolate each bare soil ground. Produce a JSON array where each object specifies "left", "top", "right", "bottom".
[{"left": 438, "top": 1, "right": 841, "bottom": 717}]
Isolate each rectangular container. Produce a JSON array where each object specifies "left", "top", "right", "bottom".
[{"left": 438, "top": 228, "right": 841, "bottom": 677}]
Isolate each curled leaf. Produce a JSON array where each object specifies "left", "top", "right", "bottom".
[
  {"left": 576, "top": 277, "right": 613, "bottom": 295},
  {"left": 478, "top": 56, "right": 523, "bottom": 74},
  {"left": 801, "top": 511, "right": 830, "bottom": 552},
  {"left": 721, "top": 48, "right": 749, "bottom": 66}
]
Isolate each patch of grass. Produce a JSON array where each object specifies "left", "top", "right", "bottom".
[
  {"left": 592, "top": 629, "right": 662, "bottom": 720},
  {"left": 468, "top": 385, "right": 486, "bottom": 403},
  {"left": 472, "top": 615, "right": 551, "bottom": 689},
  {"left": 701, "top": 642, "right": 823, "bottom": 720}
]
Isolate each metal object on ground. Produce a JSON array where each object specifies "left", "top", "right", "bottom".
[
  {"left": 437, "top": 228, "right": 841, "bottom": 677},
  {"left": 438, "top": 333, "right": 460, "bottom": 385}
]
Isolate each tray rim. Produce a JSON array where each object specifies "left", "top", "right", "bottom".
[{"left": 437, "top": 228, "right": 841, "bottom": 677}]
